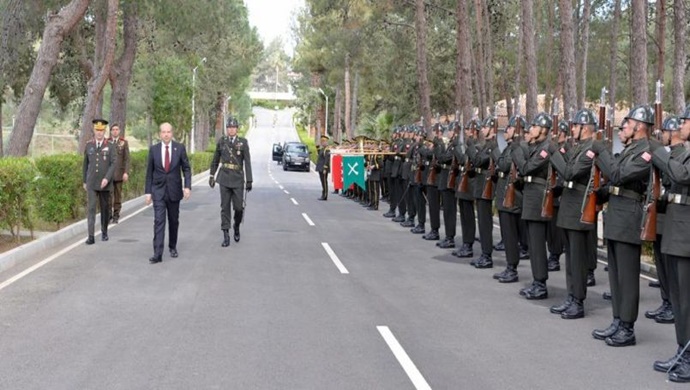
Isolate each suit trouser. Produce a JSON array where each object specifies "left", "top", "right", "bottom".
[
  {"left": 87, "top": 189, "right": 110, "bottom": 236},
  {"left": 458, "top": 199, "right": 476, "bottom": 245},
  {"left": 587, "top": 222, "right": 598, "bottom": 271},
  {"left": 427, "top": 185, "right": 440, "bottom": 230},
  {"left": 319, "top": 171, "right": 329, "bottom": 199},
  {"left": 371, "top": 181, "right": 380, "bottom": 208},
  {"left": 415, "top": 185, "right": 427, "bottom": 225},
  {"left": 441, "top": 190, "right": 456, "bottom": 239},
  {"left": 526, "top": 220, "right": 548, "bottom": 282},
  {"left": 220, "top": 185, "right": 244, "bottom": 230},
  {"left": 667, "top": 255, "right": 690, "bottom": 345},
  {"left": 564, "top": 229, "right": 590, "bottom": 300},
  {"left": 406, "top": 180, "right": 416, "bottom": 219},
  {"left": 607, "top": 239, "right": 641, "bottom": 323},
  {"left": 398, "top": 179, "right": 408, "bottom": 216},
  {"left": 519, "top": 219, "right": 529, "bottom": 250},
  {"left": 111, "top": 180, "right": 123, "bottom": 218},
  {"left": 476, "top": 199, "right": 493, "bottom": 256},
  {"left": 153, "top": 198, "right": 179, "bottom": 257},
  {"left": 547, "top": 206, "right": 565, "bottom": 256},
  {"left": 498, "top": 211, "right": 520, "bottom": 267},
  {"left": 653, "top": 234, "right": 669, "bottom": 302},
  {"left": 388, "top": 176, "right": 398, "bottom": 212}
]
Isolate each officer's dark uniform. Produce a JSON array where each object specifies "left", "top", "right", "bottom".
[
  {"left": 452, "top": 120, "right": 479, "bottom": 259},
  {"left": 413, "top": 135, "right": 432, "bottom": 234},
  {"left": 591, "top": 106, "right": 652, "bottom": 347},
  {"left": 107, "top": 133, "right": 130, "bottom": 224},
  {"left": 315, "top": 136, "right": 331, "bottom": 200},
  {"left": 383, "top": 132, "right": 401, "bottom": 218},
  {"left": 436, "top": 126, "right": 457, "bottom": 249},
  {"left": 82, "top": 119, "right": 115, "bottom": 244},
  {"left": 209, "top": 117, "right": 253, "bottom": 246},
  {"left": 408, "top": 131, "right": 425, "bottom": 232},
  {"left": 399, "top": 130, "right": 415, "bottom": 225},
  {"left": 546, "top": 120, "right": 570, "bottom": 271},
  {"left": 423, "top": 130, "right": 443, "bottom": 241},
  {"left": 367, "top": 146, "right": 383, "bottom": 211}
]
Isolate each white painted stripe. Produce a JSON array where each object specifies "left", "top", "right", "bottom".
[
  {"left": 291, "top": 198, "right": 299, "bottom": 205},
  {"left": 302, "top": 213, "right": 315, "bottom": 226},
  {"left": 279, "top": 185, "right": 284, "bottom": 190},
  {"left": 283, "top": 190, "right": 289, "bottom": 194},
  {"left": 377, "top": 326, "right": 432, "bottom": 390},
  {"left": 321, "top": 243, "right": 349, "bottom": 274}
]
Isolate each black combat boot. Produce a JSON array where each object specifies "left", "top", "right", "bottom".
[
  {"left": 222, "top": 230, "right": 230, "bottom": 247},
  {"left": 654, "top": 345, "right": 683, "bottom": 373},
  {"left": 670, "top": 352, "right": 690, "bottom": 383},
  {"left": 519, "top": 247, "right": 530, "bottom": 260},
  {"left": 453, "top": 243, "right": 473, "bottom": 258},
  {"left": 655, "top": 302, "right": 675, "bottom": 324},
  {"left": 547, "top": 254, "right": 561, "bottom": 271},
  {"left": 85, "top": 235, "right": 95, "bottom": 245},
  {"left": 561, "top": 297, "right": 585, "bottom": 319},
  {"left": 383, "top": 210, "right": 396, "bottom": 218},
  {"left": 438, "top": 237, "right": 455, "bottom": 249},
  {"left": 392, "top": 215, "right": 406, "bottom": 223},
  {"left": 498, "top": 265, "right": 518, "bottom": 283},
  {"left": 422, "top": 230, "right": 440, "bottom": 240},
  {"left": 493, "top": 267, "right": 509, "bottom": 280},
  {"left": 550, "top": 295, "right": 574, "bottom": 314},
  {"left": 605, "top": 321, "right": 636, "bottom": 347},
  {"left": 586, "top": 270, "right": 596, "bottom": 286},
  {"left": 410, "top": 225, "right": 425, "bottom": 234},
  {"left": 474, "top": 254, "right": 493, "bottom": 269},
  {"left": 400, "top": 218, "right": 415, "bottom": 228},
  {"left": 519, "top": 282, "right": 535, "bottom": 297},
  {"left": 493, "top": 240, "right": 505, "bottom": 251},
  {"left": 233, "top": 210, "right": 243, "bottom": 242},
  {"left": 592, "top": 318, "right": 620, "bottom": 340},
  {"left": 645, "top": 300, "right": 671, "bottom": 319},
  {"left": 602, "top": 291, "right": 612, "bottom": 300},
  {"left": 524, "top": 281, "right": 548, "bottom": 300}
]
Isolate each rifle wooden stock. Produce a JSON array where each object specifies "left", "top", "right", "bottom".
[
  {"left": 458, "top": 158, "right": 471, "bottom": 193},
  {"left": 541, "top": 166, "right": 555, "bottom": 219},
  {"left": 426, "top": 155, "right": 438, "bottom": 185},
  {"left": 481, "top": 158, "right": 495, "bottom": 199},
  {"left": 414, "top": 163, "right": 423, "bottom": 184},
  {"left": 502, "top": 163, "right": 517, "bottom": 208},
  {"left": 580, "top": 162, "right": 600, "bottom": 224},
  {"left": 640, "top": 168, "right": 659, "bottom": 241},
  {"left": 447, "top": 156, "right": 458, "bottom": 189}
]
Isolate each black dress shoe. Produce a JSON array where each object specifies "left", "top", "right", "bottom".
[
  {"left": 519, "top": 282, "right": 534, "bottom": 297},
  {"left": 547, "top": 254, "right": 561, "bottom": 271},
  {"left": 85, "top": 235, "right": 95, "bottom": 245},
  {"left": 550, "top": 295, "right": 574, "bottom": 314},
  {"left": 112, "top": 217, "right": 119, "bottom": 224},
  {"left": 454, "top": 243, "right": 473, "bottom": 258},
  {"left": 654, "top": 346, "right": 683, "bottom": 373},
  {"left": 101, "top": 232, "right": 109, "bottom": 241},
  {"left": 170, "top": 248, "right": 178, "bottom": 258},
  {"left": 561, "top": 298, "right": 585, "bottom": 319},
  {"left": 493, "top": 267, "right": 509, "bottom": 280},
  {"left": 646, "top": 300, "right": 671, "bottom": 319},
  {"left": 586, "top": 270, "right": 596, "bottom": 286},
  {"left": 605, "top": 322, "right": 636, "bottom": 347},
  {"left": 392, "top": 215, "right": 406, "bottom": 222},
  {"left": 655, "top": 305, "right": 675, "bottom": 324},
  {"left": 498, "top": 267, "right": 518, "bottom": 283},
  {"left": 222, "top": 230, "right": 230, "bottom": 247},
  {"left": 318, "top": 196, "right": 327, "bottom": 201},
  {"left": 592, "top": 318, "right": 620, "bottom": 340},
  {"left": 493, "top": 240, "right": 505, "bottom": 251},
  {"left": 367, "top": 205, "right": 379, "bottom": 211},
  {"left": 383, "top": 211, "right": 396, "bottom": 218},
  {"left": 519, "top": 249, "right": 530, "bottom": 260},
  {"left": 602, "top": 291, "right": 612, "bottom": 301},
  {"left": 474, "top": 254, "right": 493, "bottom": 269},
  {"left": 149, "top": 256, "right": 162, "bottom": 264},
  {"left": 400, "top": 220, "right": 415, "bottom": 228},
  {"left": 234, "top": 226, "right": 240, "bottom": 242},
  {"left": 438, "top": 238, "right": 455, "bottom": 249},
  {"left": 670, "top": 358, "right": 690, "bottom": 383},
  {"left": 410, "top": 225, "right": 425, "bottom": 234},
  {"left": 422, "top": 230, "right": 440, "bottom": 240},
  {"left": 649, "top": 280, "right": 661, "bottom": 288},
  {"left": 524, "top": 281, "right": 548, "bottom": 300}
]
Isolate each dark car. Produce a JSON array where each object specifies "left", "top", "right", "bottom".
[{"left": 281, "top": 142, "right": 310, "bottom": 172}]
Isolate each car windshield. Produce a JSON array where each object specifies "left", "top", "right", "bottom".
[{"left": 287, "top": 145, "right": 307, "bottom": 153}]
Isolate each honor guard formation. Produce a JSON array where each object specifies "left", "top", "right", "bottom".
[{"left": 324, "top": 86, "right": 690, "bottom": 383}]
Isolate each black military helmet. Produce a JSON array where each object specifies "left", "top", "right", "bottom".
[
  {"left": 574, "top": 109, "right": 597, "bottom": 126},
  {"left": 662, "top": 116, "right": 681, "bottom": 131},
  {"left": 483, "top": 116, "right": 497, "bottom": 128},
  {"left": 680, "top": 104, "right": 690, "bottom": 120},
  {"left": 624, "top": 105, "right": 654, "bottom": 125},
  {"left": 465, "top": 119, "right": 481, "bottom": 131},
  {"left": 508, "top": 115, "right": 526, "bottom": 130},
  {"left": 531, "top": 112, "right": 553, "bottom": 129},
  {"left": 226, "top": 116, "right": 239, "bottom": 128},
  {"left": 558, "top": 120, "right": 569, "bottom": 134}
]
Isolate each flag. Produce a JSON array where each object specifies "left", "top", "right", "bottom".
[
  {"left": 342, "top": 155, "right": 366, "bottom": 190},
  {"left": 331, "top": 154, "right": 343, "bottom": 190}
]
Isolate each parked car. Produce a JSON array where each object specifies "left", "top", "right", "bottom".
[{"left": 281, "top": 142, "right": 310, "bottom": 172}]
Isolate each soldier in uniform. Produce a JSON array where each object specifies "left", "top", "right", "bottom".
[
  {"left": 408, "top": 129, "right": 425, "bottom": 231},
  {"left": 209, "top": 116, "right": 253, "bottom": 247},
  {"left": 512, "top": 113, "right": 554, "bottom": 299},
  {"left": 315, "top": 134, "right": 331, "bottom": 200},
  {"left": 452, "top": 120, "right": 479, "bottom": 259},
  {"left": 548, "top": 109, "right": 599, "bottom": 319},
  {"left": 591, "top": 105, "right": 653, "bottom": 346},
  {"left": 436, "top": 124, "right": 457, "bottom": 249},
  {"left": 547, "top": 120, "right": 570, "bottom": 271},
  {"left": 412, "top": 129, "right": 432, "bottom": 234},
  {"left": 422, "top": 125, "right": 442, "bottom": 241},
  {"left": 400, "top": 128, "right": 415, "bottom": 226},
  {"left": 367, "top": 141, "right": 383, "bottom": 211},
  {"left": 107, "top": 124, "right": 130, "bottom": 224},
  {"left": 83, "top": 119, "right": 115, "bottom": 245},
  {"left": 650, "top": 105, "right": 690, "bottom": 381},
  {"left": 383, "top": 130, "right": 401, "bottom": 218}
]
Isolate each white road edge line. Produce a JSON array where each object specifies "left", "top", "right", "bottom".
[
  {"left": 302, "top": 213, "right": 315, "bottom": 226},
  {"left": 279, "top": 185, "right": 284, "bottom": 190},
  {"left": 377, "top": 326, "right": 432, "bottom": 390},
  {"left": 291, "top": 198, "right": 299, "bottom": 205},
  {"left": 283, "top": 190, "right": 289, "bottom": 194},
  {"left": 321, "top": 243, "right": 349, "bottom": 274}
]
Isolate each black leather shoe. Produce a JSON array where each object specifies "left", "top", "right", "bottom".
[
  {"left": 475, "top": 254, "right": 493, "bottom": 269},
  {"left": 550, "top": 295, "right": 574, "bottom": 314},
  {"left": 649, "top": 280, "right": 661, "bottom": 288},
  {"left": 493, "top": 240, "right": 505, "bottom": 251},
  {"left": 222, "top": 230, "right": 230, "bottom": 247},
  {"left": 655, "top": 305, "right": 675, "bottom": 324},
  {"left": 454, "top": 243, "right": 473, "bottom": 258},
  {"left": 519, "top": 249, "right": 530, "bottom": 260},
  {"left": 367, "top": 205, "right": 379, "bottom": 211},
  {"left": 605, "top": 322, "right": 636, "bottom": 347},
  {"left": 112, "top": 217, "right": 119, "bottom": 224},
  {"left": 383, "top": 211, "right": 396, "bottom": 218},
  {"left": 547, "top": 254, "right": 561, "bottom": 271},
  {"left": 170, "top": 248, "right": 178, "bottom": 258},
  {"left": 85, "top": 235, "right": 95, "bottom": 245},
  {"left": 493, "top": 267, "right": 509, "bottom": 280},
  {"left": 670, "top": 358, "right": 690, "bottom": 383},
  {"left": 524, "top": 281, "right": 548, "bottom": 300},
  {"left": 422, "top": 230, "right": 440, "bottom": 240},
  {"left": 561, "top": 298, "right": 585, "bottom": 319},
  {"left": 519, "top": 282, "right": 534, "bottom": 297},
  {"left": 234, "top": 226, "right": 240, "bottom": 242},
  {"left": 603, "top": 291, "right": 611, "bottom": 301},
  {"left": 392, "top": 215, "right": 406, "bottom": 223},
  {"left": 498, "top": 266, "right": 518, "bottom": 283},
  {"left": 592, "top": 318, "right": 620, "bottom": 340},
  {"left": 438, "top": 238, "right": 455, "bottom": 249},
  {"left": 101, "top": 232, "right": 109, "bottom": 241},
  {"left": 410, "top": 225, "right": 425, "bottom": 234},
  {"left": 400, "top": 219, "right": 415, "bottom": 228},
  {"left": 586, "top": 270, "right": 596, "bottom": 286},
  {"left": 318, "top": 196, "right": 327, "bottom": 201},
  {"left": 646, "top": 301, "right": 670, "bottom": 319},
  {"left": 654, "top": 346, "right": 683, "bottom": 373},
  {"left": 149, "top": 256, "right": 162, "bottom": 264}
]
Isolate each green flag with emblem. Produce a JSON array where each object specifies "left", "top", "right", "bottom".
[{"left": 342, "top": 155, "right": 366, "bottom": 190}]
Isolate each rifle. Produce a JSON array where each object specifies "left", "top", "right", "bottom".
[
  {"left": 426, "top": 140, "right": 438, "bottom": 186},
  {"left": 640, "top": 81, "right": 663, "bottom": 241},
  {"left": 447, "top": 112, "right": 461, "bottom": 188},
  {"left": 481, "top": 109, "right": 498, "bottom": 199},
  {"left": 580, "top": 88, "right": 607, "bottom": 224},
  {"left": 457, "top": 120, "right": 472, "bottom": 193},
  {"left": 503, "top": 97, "right": 521, "bottom": 208},
  {"left": 541, "top": 98, "right": 559, "bottom": 218}
]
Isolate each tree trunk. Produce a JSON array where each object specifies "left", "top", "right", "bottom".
[
  {"left": 473, "top": 0, "right": 487, "bottom": 118},
  {"left": 414, "top": 0, "right": 432, "bottom": 131},
  {"left": 576, "top": 0, "right": 591, "bottom": 108},
  {"left": 0, "top": 97, "right": 3, "bottom": 158},
  {"left": 559, "top": 0, "right": 577, "bottom": 120},
  {"left": 522, "top": 0, "right": 537, "bottom": 120},
  {"left": 609, "top": 0, "right": 621, "bottom": 111},
  {"left": 630, "top": 0, "right": 648, "bottom": 105},
  {"left": 215, "top": 92, "right": 224, "bottom": 142},
  {"left": 544, "top": 0, "right": 556, "bottom": 114},
  {"left": 514, "top": 2, "right": 523, "bottom": 113},
  {"left": 78, "top": 0, "right": 119, "bottom": 152},
  {"left": 6, "top": 0, "right": 91, "bottom": 156},
  {"left": 344, "top": 53, "right": 351, "bottom": 139},
  {"left": 656, "top": 0, "right": 666, "bottom": 83},
  {"left": 455, "top": 0, "right": 474, "bottom": 122},
  {"left": 672, "top": 0, "right": 686, "bottom": 113},
  {"left": 334, "top": 87, "right": 341, "bottom": 141},
  {"left": 109, "top": 0, "right": 138, "bottom": 138},
  {"left": 481, "top": 0, "right": 494, "bottom": 109},
  {"left": 351, "top": 71, "right": 359, "bottom": 134}
]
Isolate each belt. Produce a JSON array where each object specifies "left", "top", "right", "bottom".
[
  {"left": 221, "top": 163, "right": 241, "bottom": 170},
  {"left": 525, "top": 176, "right": 547, "bottom": 185},
  {"left": 668, "top": 193, "right": 690, "bottom": 206},
  {"left": 564, "top": 181, "right": 588, "bottom": 192},
  {"left": 609, "top": 186, "right": 644, "bottom": 202},
  {"left": 476, "top": 168, "right": 483, "bottom": 174}
]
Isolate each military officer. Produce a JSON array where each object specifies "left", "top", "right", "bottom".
[
  {"left": 436, "top": 124, "right": 457, "bottom": 249},
  {"left": 400, "top": 128, "right": 416, "bottom": 226},
  {"left": 591, "top": 105, "right": 653, "bottom": 346},
  {"left": 422, "top": 125, "right": 442, "bottom": 241},
  {"left": 547, "top": 120, "right": 570, "bottom": 271},
  {"left": 315, "top": 134, "right": 331, "bottom": 200},
  {"left": 82, "top": 119, "right": 115, "bottom": 245},
  {"left": 209, "top": 116, "right": 253, "bottom": 246},
  {"left": 412, "top": 129, "right": 432, "bottom": 234},
  {"left": 107, "top": 123, "right": 130, "bottom": 224},
  {"left": 650, "top": 104, "right": 690, "bottom": 381},
  {"left": 408, "top": 129, "right": 425, "bottom": 231},
  {"left": 452, "top": 119, "right": 479, "bottom": 259}
]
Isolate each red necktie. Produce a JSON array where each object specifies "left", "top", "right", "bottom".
[{"left": 165, "top": 145, "right": 170, "bottom": 172}]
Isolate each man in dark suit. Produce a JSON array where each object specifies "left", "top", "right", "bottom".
[{"left": 145, "top": 122, "right": 192, "bottom": 264}]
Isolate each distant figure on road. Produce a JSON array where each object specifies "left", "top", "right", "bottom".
[
  {"left": 107, "top": 123, "right": 130, "bottom": 224},
  {"left": 209, "top": 116, "right": 253, "bottom": 247},
  {"left": 144, "top": 123, "right": 192, "bottom": 264},
  {"left": 316, "top": 134, "right": 331, "bottom": 200},
  {"left": 83, "top": 119, "right": 115, "bottom": 245}
]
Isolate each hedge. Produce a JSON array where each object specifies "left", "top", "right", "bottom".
[{"left": 0, "top": 157, "right": 37, "bottom": 240}]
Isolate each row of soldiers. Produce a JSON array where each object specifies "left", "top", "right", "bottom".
[{"left": 334, "top": 103, "right": 690, "bottom": 383}]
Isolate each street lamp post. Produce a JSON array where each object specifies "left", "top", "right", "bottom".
[
  {"left": 318, "top": 88, "right": 328, "bottom": 137},
  {"left": 191, "top": 57, "right": 206, "bottom": 153}
]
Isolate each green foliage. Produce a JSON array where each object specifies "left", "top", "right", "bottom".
[
  {"left": 189, "top": 152, "right": 213, "bottom": 175},
  {"left": 358, "top": 110, "right": 393, "bottom": 141},
  {"left": 34, "top": 154, "right": 83, "bottom": 227},
  {"left": 152, "top": 56, "right": 193, "bottom": 136},
  {"left": 0, "top": 157, "right": 36, "bottom": 239},
  {"left": 122, "top": 150, "right": 148, "bottom": 199},
  {"left": 296, "top": 123, "right": 317, "bottom": 162}
]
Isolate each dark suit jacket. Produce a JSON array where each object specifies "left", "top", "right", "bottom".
[{"left": 145, "top": 141, "right": 192, "bottom": 202}]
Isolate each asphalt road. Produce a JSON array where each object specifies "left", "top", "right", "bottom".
[{"left": 0, "top": 107, "right": 684, "bottom": 389}]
